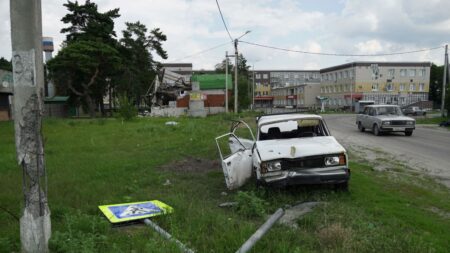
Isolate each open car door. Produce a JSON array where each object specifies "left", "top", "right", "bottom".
[
  {"left": 228, "top": 120, "right": 255, "bottom": 154},
  {"left": 215, "top": 132, "right": 254, "bottom": 190}
]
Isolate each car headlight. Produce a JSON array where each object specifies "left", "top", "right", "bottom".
[
  {"left": 382, "top": 121, "right": 391, "bottom": 125},
  {"left": 406, "top": 121, "right": 414, "bottom": 125},
  {"left": 325, "top": 154, "right": 346, "bottom": 166},
  {"left": 261, "top": 161, "right": 282, "bottom": 173}
]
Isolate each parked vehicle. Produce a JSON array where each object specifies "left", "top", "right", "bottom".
[
  {"left": 356, "top": 105, "right": 415, "bottom": 136},
  {"left": 215, "top": 114, "right": 350, "bottom": 190},
  {"left": 403, "top": 106, "right": 427, "bottom": 116}
]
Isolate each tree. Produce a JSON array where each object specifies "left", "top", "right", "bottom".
[
  {"left": 430, "top": 64, "right": 444, "bottom": 108},
  {"left": 60, "top": 0, "right": 120, "bottom": 44},
  {"left": 117, "top": 22, "right": 168, "bottom": 106},
  {"left": 47, "top": 40, "right": 121, "bottom": 117},
  {"left": 49, "top": 0, "right": 122, "bottom": 117},
  {"left": 0, "top": 57, "right": 12, "bottom": 71}
]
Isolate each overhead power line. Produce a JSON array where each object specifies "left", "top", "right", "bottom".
[
  {"left": 168, "top": 41, "right": 230, "bottom": 62},
  {"left": 239, "top": 40, "right": 444, "bottom": 57},
  {"left": 215, "top": 0, "right": 234, "bottom": 42}
]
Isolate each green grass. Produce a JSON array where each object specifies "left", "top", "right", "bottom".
[
  {"left": 415, "top": 116, "right": 449, "bottom": 125},
  {"left": 1, "top": 115, "right": 450, "bottom": 252}
]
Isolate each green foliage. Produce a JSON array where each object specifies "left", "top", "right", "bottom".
[
  {"left": 234, "top": 191, "right": 267, "bottom": 218},
  {"left": 116, "top": 95, "right": 137, "bottom": 121},
  {"left": 0, "top": 57, "right": 12, "bottom": 71},
  {"left": 116, "top": 22, "right": 168, "bottom": 105}
]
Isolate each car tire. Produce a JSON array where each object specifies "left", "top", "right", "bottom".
[
  {"left": 358, "top": 122, "right": 365, "bottom": 132},
  {"left": 405, "top": 130, "right": 413, "bottom": 136},
  {"left": 373, "top": 124, "right": 381, "bottom": 136}
]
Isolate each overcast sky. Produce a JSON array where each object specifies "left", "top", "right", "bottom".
[{"left": 1, "top": 0, "right": 449, "bottom": 70}]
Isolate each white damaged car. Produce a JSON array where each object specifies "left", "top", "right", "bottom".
[{"left": 215, "top": 114, "right": 350, "bottom": 190}]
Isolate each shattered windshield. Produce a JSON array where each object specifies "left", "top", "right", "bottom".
[
  {"left": 259, "top": 119, "right": 329, "bottom": 140},
  {"left": 375, "top": 106, "right": 402, "bottom": 116}
]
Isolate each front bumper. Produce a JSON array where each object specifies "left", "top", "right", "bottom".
[
  {"left": 380, "top": 126, "right": 415, "bottom": 132},
  {"left": 259, "top": 166, "right": 350, "bottom": 187}
]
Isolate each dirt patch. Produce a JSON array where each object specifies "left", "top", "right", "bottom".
[
  {"left": 158, "top": 157, "right": 220, "bottom": 173},
  {"left": 316, "top": 223, "right": 353, "bottom": 250}
]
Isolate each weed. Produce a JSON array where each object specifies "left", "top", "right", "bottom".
[{"left": 234, "top": 191, "right": 267, "bottom": 218}]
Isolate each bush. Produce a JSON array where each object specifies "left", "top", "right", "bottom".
[{"left": 116, "top": 95, "right": 137, "bottom": 121}]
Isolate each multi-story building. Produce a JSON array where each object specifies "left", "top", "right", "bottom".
[
  {"left": 272, "top": 82, "right": 320, "bottom": 108},
  {"left": 320, "top": 62, "right": 431, "bottom": 108},
  {"left": 249, "top": 70, "right": 321, "bottom": 107}
]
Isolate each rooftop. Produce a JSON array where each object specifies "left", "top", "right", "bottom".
[{"left": 320, "top": 61, "right": 431, "bottom": 73}]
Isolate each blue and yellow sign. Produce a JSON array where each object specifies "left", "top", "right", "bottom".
[{"left": 99, "top": 200, "right": 173, "bottom": 223}]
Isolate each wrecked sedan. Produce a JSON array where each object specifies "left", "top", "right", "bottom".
[{"left": 215, "top": 114, "right": 350, "bottom": 190}]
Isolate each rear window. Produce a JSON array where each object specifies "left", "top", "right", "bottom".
[{"left": 259, "top": 119, "right": 329, "bottom": 140}]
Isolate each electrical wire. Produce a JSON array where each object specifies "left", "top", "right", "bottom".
[
  {"left": 239, "top": 40, "right": 444, "bottom": 57},
  {"left": 168, "top": 41, "right": 230, "bottom": 62},
  {"left": 215, "top": 0, "right": 234, "bottom": 42}
]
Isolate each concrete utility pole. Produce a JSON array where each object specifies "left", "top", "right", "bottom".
[
  {"left": 252, "top": 65, "right": 255, "bottom": 110},
  {"left": 234, "top": 39, "right": 239, "bottom": 113},
  {"left": 442, "top": 44, "right": 448, "bottom": 117},
  {"left": 225, "top": 52, "right": 229, "bottom": 113},
  {"left": 10, "top": 0, "right": 51, "bottom": 252}
]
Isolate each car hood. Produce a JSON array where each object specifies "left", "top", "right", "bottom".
[
  {"left": 376, "top": 115, "right": 415, "bottom": 121},
  {"left": 256, "top": 136, "right": 346, "bottom": 161}
]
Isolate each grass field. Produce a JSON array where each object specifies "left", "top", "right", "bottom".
[
  {"left": 415, "top": 116, "right": 450, "bottom": 126},
  {"left": 1, "top": 115, "right": 450, "bottom": 252}
]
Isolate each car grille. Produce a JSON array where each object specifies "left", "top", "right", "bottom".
[
  {"left": 391, "top": 121, "right": 407, "bottom": 125},
  {"left": 281, "top": 156, "right": 325, "bottom": 170}
]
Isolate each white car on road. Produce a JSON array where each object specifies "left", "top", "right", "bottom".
[{"left": 215, "top": 114, "right": 350, "bottom": 190}]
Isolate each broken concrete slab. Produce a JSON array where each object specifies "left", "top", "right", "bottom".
[{"left": 278, "top": 201, "right": 322, "bottom": 228}]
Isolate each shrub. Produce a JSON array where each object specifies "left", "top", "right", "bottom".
[
  {"left": 234, "top": 191, "right": 267, "bottom": 218},
  {"left": 116, "top": 95, "right": 137, "bottom": 121}
]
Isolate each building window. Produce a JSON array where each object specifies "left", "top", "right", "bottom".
[
  {"left": 409, "top": 69, "right": 416, "bottom": 77},
  {"left": 338, "top": 72, "right": 342, "bottom": 79},
  {"left": 400, "top": 69, "right": 407, "bottom": 77},
  {"left": 255, "top": 74, "right": 261, "bottom": 79},
  {"left": 349, "top": 70, "right": 353, "bottom": 78},
  {"left": 400, "top": 83, "right": 405, "bottom": 91},
  {"left": 410, "top": 83, "right": 416, "bottom": 91},
  {"left": 386, "top": 83, "right": 393, "bottom": 91},
  {"left": 343, "top": 71, "right": 348, "bottom": 78},
  {"left": 419, "top": 83, "right": 424, "bottom": 91},
  {"left": 263, "top": 74, "right": 268, "bottom": 79},
  {"left": 321, "top": 87, "right": 324, "bottom": 93},
  {"left": 372, "top": 83, "right": 379, "bottom": 91},
  {"left": 418, "top": 69, "right": 426, "bottom": 77},
  {"left": 388, "top": 69, "right": 395, "bottom": 77}
]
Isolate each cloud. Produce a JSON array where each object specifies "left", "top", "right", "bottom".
[{"left": 0, "top": 0, "right": 448, "bottom": 70}]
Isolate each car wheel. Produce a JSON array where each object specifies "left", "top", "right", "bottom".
[
  {"left": 358, "top": 122, "right": 365, "bottom": 132},
  {"left": 373, "top": 124, "right": 381, "bottom": 136},
  {"left": 405, "top": 130, "right": 413, "bottom": 136}
]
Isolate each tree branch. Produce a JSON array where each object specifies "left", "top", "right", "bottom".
[{"left": 67, "top": 79, "right": 84, "bottom": 96}]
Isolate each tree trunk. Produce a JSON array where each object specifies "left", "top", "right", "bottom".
[
  {"left": 85, "top": 95, "right": 96, "bottom": 118},
  {"left": 99, "top": 98, "right": 105, "bottom": 117}
]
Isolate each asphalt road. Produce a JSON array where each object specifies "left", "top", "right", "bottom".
[{"left": 323, "top": 114, "right": 450, "bottom": 187}]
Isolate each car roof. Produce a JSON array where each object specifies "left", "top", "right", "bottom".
[{"left": 257, "top": 114, "right": 322, "bottom": 126}]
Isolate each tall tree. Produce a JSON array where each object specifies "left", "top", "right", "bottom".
[
  {"left": 430, "top": 64, "right": 444, "bottom": 108},
  {"left": 47, "top": 40, "right": 121, "bottom": 117},
  {"left": 49, "top": 0, "right": 122, "bottom": 117},
  {"left": 118, "top": 21, "right": 168, "bottom": 105}
]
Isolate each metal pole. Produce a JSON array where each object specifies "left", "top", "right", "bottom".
[
  {"left": 225, "top": 52, "right": 228, "bottom": 113},
  {"left": 234, "top": 39, "right": 239, "bottom": 113},
  {"left": 235, "top": 208, "right": 285, "bottom": 253},
  {"left": 10, "top": 0, "right": 51, "bottom": 252},
  {"left": 252, "top": 65, "right": 255, "bottom": 110},
  {"left": 442, "top": 45, "right": 448, "bottom": 117},
  {"left": 144, "top": 219, "right": 195, "bottom": 253}
]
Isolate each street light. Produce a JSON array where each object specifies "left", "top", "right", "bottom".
[{"left": 233, "top": 30, "right": 251, "bottom": 113}]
